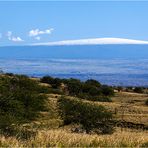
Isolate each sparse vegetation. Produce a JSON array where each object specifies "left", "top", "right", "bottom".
[
  {"left": 58, "top": 96, "right": 114, "bottom": 134},
  {"left": 134, "top": 87, "right": 144, "bottom": 93},
  {"left": 41, "top": 76, "right": 114, "bottom": 102},
  {"left": 0, "top": 73, "right": 148, "bottom": 147},
  {"left": 41, "top": 76, "right": 61, "bottom": 88}
]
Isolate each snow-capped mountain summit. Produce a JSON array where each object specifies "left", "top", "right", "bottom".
[{"left": 33, "top": 38, "right": 148, "bottom": 46}]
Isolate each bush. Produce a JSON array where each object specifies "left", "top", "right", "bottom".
[
  {"left": 78, "top": 93, "right": 112, "bottom": 102},
  {"left": 125, "top": 86, "right": 133, "bottom": 92},
  {"left": 41, "top": 76, "right": 114, "bottom": 102},
  {"left": 37, "top": 85, "right": 51, "bottom": 93},
  {"left": 40, "top": 76, "right": 61, "bottom": 88},
  {"left": 133, "top": 87, "right": 144, "bottom": 93},
  {"left": 64, "top": 78, "right": 83, "bottom": 96},
  {"left": 40, "top": 76, "right": 53, "bottom": 84},
  {"left": 93, "top": 97, "right": 112, "bottom": 102},
  {"left": 5, "top": 73, "right": 14, "bottom": 76},
  {"left": 86, "top": 85, "right": 101, "bottom": 96},
  {"left": 0, "top": 75, "right": 48, "bottom": 135},
  {"left": 117, "top": 86, "right": 123, "bottom": 92},
  {"left": 85, "top": 79, "right": 101, "bottom": 88},
  {"left": 101, "top": 85, "right": 114, "bottom": 96},
  {"left": 58, "top": 96, "right": 114, "bottom": 134}
]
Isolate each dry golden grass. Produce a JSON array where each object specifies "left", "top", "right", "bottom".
[
  {"left": 1, "top": 84, "right": 148, "bottom": 147},
  {"left": 112, "top": 91, "right": 148, "bottom": 105},
  {"left": 0, "top": 128, "right": 148, "bottom": 147},
  {"left": 55, "top": 92, "right": 148, "bottom": 126},
  {"left": 81, "top": 91, "right": 148, "bottom": 126}
]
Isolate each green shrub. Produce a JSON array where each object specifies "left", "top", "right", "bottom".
[
  {"left": 5, "top": 73, "right": 14, "bottom": 76},
  {"left": 58, "top": 96, "right": 114, "bottom": 134},
  {"left": 101, "top": 85, "right": 114, "bottom": 96},
  {"left": 41, "top": 76, "right": 114, "bottom": 101},
  {"left": 117, "top": 86, "right": 123, "bottom": 92},
  {"left": 64, "top": 78, "right": 82, "bottom": 96},
  {"left": 85, "top": 79, "right": 101, "bottom": 88},
  {"left": 41, "top": 76, "right": 54, "bottom": 84},
  {"left": 41, "top": 76, "right": 61, "bottom": 88},
  {"left": 78, "top": 93, "right": 112, "bottom": 102},
  {"left": 125, "top": 86, "right": 133, "bottom": 92},
  {"left": 86, "top": 86, "right": 101, "bottom": 96},
  {"left": 41, "top": 76, "right": 114, "bottom": 102},
  {"left": 64, "top": 79, "right": 113, "bottom": 101},
  {"left": 37, "top": 85, "right": 51, "bottom": 94},
  {"left": 0, "top": 75, "right": 48, "bottom": 135},
  {"left": 133, "top": 87, "right": 144, "bottom": 93}
]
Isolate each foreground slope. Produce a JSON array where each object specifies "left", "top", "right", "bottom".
[{"left": 0, "top": 74, "right": 148, "bottom": 147}]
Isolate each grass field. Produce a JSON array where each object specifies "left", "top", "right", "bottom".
[
  {"left": 0, "top": 128, "right": 148, "bottom": 147},
  {"left": 0, "top": 75, "right": 148, "bottom": 147}
]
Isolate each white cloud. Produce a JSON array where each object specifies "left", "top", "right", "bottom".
[
  {"left": 29, "top": 28, "right": 54, "bottom": 37},
  {"left": 11, "top": 36, "right": 24, "bottom": 42},
  {"left": 35, "top": 36, "right": 41, "bottom": 40},
  {"left": 6, "top": 31, "right": 24, "bottom": 42},
  {"left": 33, "top": 38, "right": 148, "bottom": 46},
  {"left": 7, "top": 31, "right": 12, "bottom": 40}
]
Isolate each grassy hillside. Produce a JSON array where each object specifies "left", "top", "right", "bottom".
[{"left": 0, "top": 74, "right": 148, "bottom": 147}]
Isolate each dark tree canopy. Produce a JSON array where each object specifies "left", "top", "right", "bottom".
[{"left": 0, "top": 74, "right": 48, "bottom": 134}]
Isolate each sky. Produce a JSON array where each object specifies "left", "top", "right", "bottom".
[{"left": 0, "top": 1, "right": 148, "bottom": 46}]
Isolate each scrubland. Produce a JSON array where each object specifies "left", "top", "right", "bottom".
[{"left": 0, "top": 74, "right": 148, "bottom": 147}]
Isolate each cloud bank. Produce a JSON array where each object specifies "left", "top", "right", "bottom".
[
  {"left": 11, "top": 37, "right": 24, "bottom": 42},
  {"left": 6, "top": 31, "right": 24, "bottom": 42},
  {"left": 29, "top": 28, "right": 54, "bottom": 41},
  {"left": 29, "top": 28, "right": 53, "bottom": 37},
  {"left": 33, "top": 38, "right": 148, "bottom": 46}
]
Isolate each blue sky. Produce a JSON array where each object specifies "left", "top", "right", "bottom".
[{"left": 0, "top": 1, "right": 148, "bottom": 46}]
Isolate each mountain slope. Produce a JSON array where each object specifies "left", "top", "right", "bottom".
[{"left": 0, "top": 44, "right": 148, "bottom": 59}]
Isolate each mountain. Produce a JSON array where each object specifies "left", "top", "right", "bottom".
[
  {"left": 33, "top": 38, "right": 148, "bottom": 46},
  {"left": 1, "top": 38, "right": 148, "bottom": 59},
  {"left": 0, "top": 44, "right": 148, "bottom": 59}
]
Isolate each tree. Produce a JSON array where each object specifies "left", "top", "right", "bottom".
[
  {"left": 101, "top": 85, "right": 114, "bottom": 96},
  {"left": 64, "top": 78, "right": 82, "bottom": 96},
  {"left": 58, "top": 96, "right": 114, "bottom": 134},
  {"left": 41, "top": 76, "right": 61, "bottom": 88},
  {"left": 85, "top": 79, "right": 101, "bottom": 88},
  {"left": 0, "top": 75, "right": 48, "bottom": 135}
]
